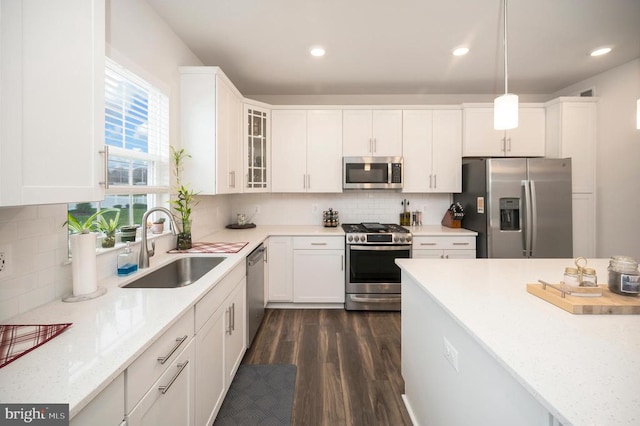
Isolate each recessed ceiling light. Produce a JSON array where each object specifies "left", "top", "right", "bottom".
[
  {"left": 590, "top": 47, "right": 612, "bottom": 57},
  {"left": 310, "top": 47, "right": 326, "bottom": 57},
  {"left": 452, "top": 47, "right": 469, "bottom": 56}
]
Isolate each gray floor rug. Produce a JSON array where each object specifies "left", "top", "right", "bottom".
[{"left": 214, "top": 364, "right": 296, "bottom": 426}]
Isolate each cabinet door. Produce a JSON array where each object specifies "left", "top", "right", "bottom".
[
  {"left": 372, "top": 110, "right": 403, "bottom": 157},
  {"left": 572, "top": 193, "right": 596, "bottom": 258},
  {"left": 431, "top": 110, "right": 462, "bottom": 192},
  {"left": 0, "top": 0, "right": 105, "bottom": 206},
  {"left": 216, "top": 75, "right": 242, "bottom": 194},
  {"left": 444, "top": 249, "right": 477, "bottom": 259},
  {"left": 195, "top": 306, "right": 225, "bottom": 426},
  {"left": 267, "top": 237, "right": 293, "bottom": 302},
  {"left": 271, "top": 110, "right": 307, "bottom": 192},
  {"left": 506, "top": 107, "right": 545, "bottom": 157},
  {"left": 293, "top": 249, "right": 345, "bottom": 303},
  {"left": 462, "top": 108, "right": 504, "bottom": 157},
  {"left": 402, "top": 110, "right": 433, "bottom": 193},
  {"left": 225, "top": 279, "right": 246, "bottom": 385},
  {"left": 342, "top": 110, "right": 373, "bottom": 156},
  {"left": 244, "top": 104, "right": 269, "bottom": 191},
  {"left": 127, "top": 340, "right": 195, "bottom": 426},
  {"left": 307, "top": 110, "right": 343, "bottom": 193}
]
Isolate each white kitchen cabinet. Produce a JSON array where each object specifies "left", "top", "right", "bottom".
[
  {"left": 545, "top": 98, "right": 597, "bottom": 193},
  {"left": 271, "top": 109, "right": 342, "bottom": 193},
  {"left": 126, "top": 340, "right": 195, "bottom": 426},
  {"left": 572, "top": 192, "right": 596, "bottom": 258},
  {"left": 402, "top": 110, "right": 462, "bottom": 193},
  {"left": 267, "top": 236, "right": 294, "bottom": 302},
  {"left": 244, "top": 102, "right": 270, "bottom": 191},
  {"left": 70, "top": 373, "right": 124, "bottom": 426},
  {"left": 293, "top": 237, "right": 345, "bottom": 303},
  {"left": 0, "top": 0, "right": 106, "bottom": 206},
  {"left": 462, "top": 106, "right": 545, "bottom": 157},
  {"left": 180, "top": 67, "right": 243, "bottom": 195},
  {"left": 343, "top": 109, "right": 402, "bottom": 157},
  {"left": 194, "top": 261, "right": 246, "bottom": 426},
  {"left": 412, "top": 235, "right": 476, "bottom": 259}
]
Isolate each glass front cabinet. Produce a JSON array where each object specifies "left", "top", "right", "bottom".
[{"left": 244, "top": 103, "right": 270, "bottom": 191}]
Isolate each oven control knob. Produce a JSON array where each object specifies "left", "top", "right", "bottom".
[
  {"left": 360, "top": 236, "right": 366, "bottom": 242},
  {"left": 394, "top": 236, "right": 399, "bottom": 242},
  {"left": 348, "top": 235, "right": 353, "bottom": 242},
  {"left": 406, "top": 235, "right": 412, "bottom": 242}
]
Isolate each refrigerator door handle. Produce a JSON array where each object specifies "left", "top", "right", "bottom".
[
  {"left": 530, "top": 180, "right": 538, "bottom": 257},
  {"left": 522, "top": 180, "right": 533, "bottom": 257}
]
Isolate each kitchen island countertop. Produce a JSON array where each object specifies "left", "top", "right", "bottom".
[{"left": 397, "top": 258, "right": 640, "bottom": 426}]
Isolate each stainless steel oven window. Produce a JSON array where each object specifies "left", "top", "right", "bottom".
[{"left": 346, "top": 245, "right": 411, "bottom": 284}]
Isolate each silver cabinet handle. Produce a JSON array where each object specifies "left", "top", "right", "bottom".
[
  {"left": 349, "top": 295, "right": 399, "bottom": 303},
  {"left": 507, "top": 137, "right": 512, "bottom": 152},
  {"left": 264, "top": 247, "right": 268, "bottom": 263},
  {"left": 99, "top": 145, "right": 109, "bottom": 189},
  {"left": 303, "top": 174, "right": 306, "bottom": 189},
  {"left": 341, "top": 255, "right": 344, "bottom": 271},
  {"left": 231, "top": 302, "right": 235, "bottom": 332},
  {"left": 452, "top": 242, "right": 470, "bottom": 246},
  {"left": 501, "top": 137, "right": 506, "bottom": 153},
  {"left": 429, "top": 174, "right": 432, "bottom": 189},
  {"left": 420, "top": 242, "right": 437, "bottom": 246},
  {"left": 310, "top": 242, "right": 327, "bottom": 246},
  {"left": 157, "top": 335, "right": 188, "bottom": 365},
  {"left": 226, "top": 307, "right": 232, "bottom": 335},
  {"left": 433, "top": 174, "right": 437, "bottom": 188},
  {"left": 158, "top": 360, "right": 189, "bottom": 395},
  {"left": 369, "top": 138, "right": 373, "bottom": 153}
]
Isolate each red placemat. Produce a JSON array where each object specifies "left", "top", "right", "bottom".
[
  {"left": 168, "top": 241, "right": 249, "bottom": 254},
  {"left": 0, "top": 323, "right": 72, "bottom": 369}
]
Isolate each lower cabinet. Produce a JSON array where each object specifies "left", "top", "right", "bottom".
[
  {"left": 412, "top": 235, "right": 476, "bottom": 259},
  {"left": 267, "top": 236, "right": 294, "bottom": 302},
  {"left": 292, "top": 237, "right": 345, "bottom": 303},
  {"left": 126, "top": 340, "right": 195, "bottom": 426},
  {"left": 194, "top": 263, "right": 247, "bottom": 426},
  {"left": 572, "top": 193, "right": 596, "bottom": 257},
  {"left": 70, "top": 373, "right": 124, "bottom": 426}
]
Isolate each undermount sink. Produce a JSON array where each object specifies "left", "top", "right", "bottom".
[{"left": 122, "top": 256, "right": 226, "bottom": 289}]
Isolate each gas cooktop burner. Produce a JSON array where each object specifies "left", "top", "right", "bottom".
[{"left": 341, "top": 223, "right": 412, "bottom": 244}]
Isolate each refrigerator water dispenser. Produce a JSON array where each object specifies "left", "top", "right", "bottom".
[{"left": 499, "top": 198, "right": 520, "bottom": 231}]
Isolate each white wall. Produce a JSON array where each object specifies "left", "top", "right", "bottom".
[{"left": 551, "top": 58, "right": 640, "bottom": 259}]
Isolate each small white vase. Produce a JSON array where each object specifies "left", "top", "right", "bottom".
[{"left": 69, "top": 233, "right": 98, "bottom": 296}]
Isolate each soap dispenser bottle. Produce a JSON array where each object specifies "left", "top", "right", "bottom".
[{"left": 117, "top": 242, "right": 138, "bottom": 276}]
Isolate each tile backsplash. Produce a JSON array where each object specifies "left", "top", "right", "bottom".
[{"left": 0, "top": 192, "right": 449, "bottom": 320}]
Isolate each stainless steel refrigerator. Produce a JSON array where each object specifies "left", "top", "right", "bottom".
[{"left": 454, "top": 158, "right": 572, "bottom": 258}]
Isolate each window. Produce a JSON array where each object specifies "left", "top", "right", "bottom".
[{"left": 68, "top": 58, "right": 170, "bottom": 232}]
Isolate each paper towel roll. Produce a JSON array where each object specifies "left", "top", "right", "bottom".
[{"left": 70, "top": 233, "right": 98, "bottom": 296}]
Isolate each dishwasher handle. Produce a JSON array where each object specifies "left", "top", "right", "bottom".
[{"left": 247, "top": 244, "right": 265, "bottom": 266}]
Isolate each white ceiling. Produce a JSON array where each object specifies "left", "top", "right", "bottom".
[{"left": 145, "top": 0, "right": 640, "bottom": 96}]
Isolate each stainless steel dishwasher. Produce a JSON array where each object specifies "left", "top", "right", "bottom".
[{"left": 246, "top": 243, "right": 265, "bottom": 347}]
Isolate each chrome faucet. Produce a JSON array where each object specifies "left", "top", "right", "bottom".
[{"left": 139, "top": 207, "right": 178, "bottom": 269}]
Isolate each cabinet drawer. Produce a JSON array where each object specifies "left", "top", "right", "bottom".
[
  {"left": 413, "top": 236, "right": 475, "bottom": 250},
  {"left": 195, "top": 261, "right": 246, "bottom": 332},
  {"left": 126, "top": 309, "right": 195, "bottom": 412},
  {"left": 293, "top": 236, "right": 344, "bottom": 250}
]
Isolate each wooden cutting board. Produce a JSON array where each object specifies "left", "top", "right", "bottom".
[{"left": 527, "top": 284, "right": 640, "bottom": 314}]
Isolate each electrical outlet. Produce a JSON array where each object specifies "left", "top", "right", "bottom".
[
  {"left": 443, "top": 337, "right": 459, "bottom": 371},
  {"left": 312, "top": 203, "right": 319, "bottom": 213},
  {"left": 254, "top": 205, "right": 261, "bottom": 214},
  {"left": 0, "top": 244, "right": 12, "bottom": 278}
]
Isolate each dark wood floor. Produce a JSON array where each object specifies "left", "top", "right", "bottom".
[{"left": 242, "top": 309, "right": 412, "bottom": 426}]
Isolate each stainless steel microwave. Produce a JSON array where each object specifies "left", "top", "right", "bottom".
[{"left": 343, "top": 157, "right": 403, "bottom": 189}]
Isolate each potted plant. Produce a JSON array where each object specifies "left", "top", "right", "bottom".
[
  {"left": 94, "top": 209, "right": 120, "bottom": 248},
  {"left": 120, "top": 225, "right": 139, "bottom": 243},
  {"left": 170, "top": 146, "right": 199, "bottom": 250},
  {"left": 151, "top": 217, "right": 166, "bottom": 234}
]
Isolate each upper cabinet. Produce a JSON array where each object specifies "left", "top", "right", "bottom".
[
  {"left": 402, "top": 109, "right": 462, "bottom": 193},
  {"left": 545, "top": 98, "right": 597, "bottom": 194},
  {"left": 343, "top": 110, "right": 402, "bottom": 157},
  {"left": 271, "top": 109, "right": 342, "bottom": 193},
  {"left": 180, "top": 67, "right": 243, "bottom": 195},
  {"left": 244, "top": 103, "right": 270, "bottom": 192},
  {"left": 0, "top": 0, "right": 106, "bottom": 206},
  {"left": 462, "top": 105, "right": 545, "bottom": 157}
]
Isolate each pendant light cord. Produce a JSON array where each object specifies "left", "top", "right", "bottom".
[{"left": 503, "top": 0, "right": 509, "bottom": 95}]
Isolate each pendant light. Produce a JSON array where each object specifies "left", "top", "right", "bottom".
[{"left": 494, "top": 0, "right": 518, "bottom": 130}]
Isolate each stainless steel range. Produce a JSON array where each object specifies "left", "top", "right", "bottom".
[{"left": 342, "top": 222, "right": 412, "bottom": 311}]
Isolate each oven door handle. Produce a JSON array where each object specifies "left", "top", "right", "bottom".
[
  {"left": 348, "top": 245, "right": 411, "bottom": 251},
  {"left": 349, "top": 295, "right": 401, "bottom": 303}
]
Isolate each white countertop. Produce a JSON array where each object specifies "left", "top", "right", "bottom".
[
  {"left": 396, "top": 258, "right": 640, "bottom": 426},
  {"left": 0, "top": 224, "right": 475, "bottom": 417},
  {"left": 405, "top": 225, "right": 477, "bottom": 236}
]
